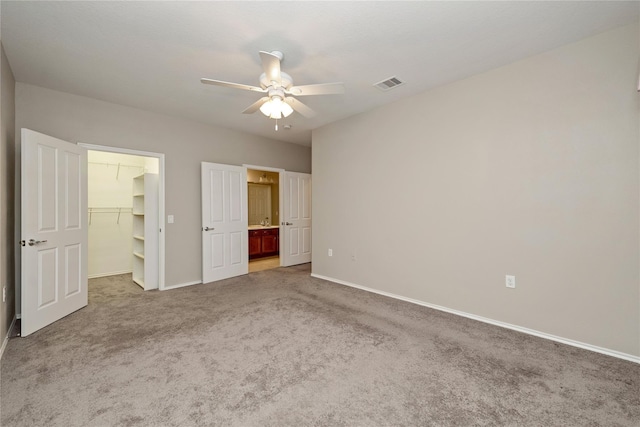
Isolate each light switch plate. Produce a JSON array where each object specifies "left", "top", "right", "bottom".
[{"left": 167, "top": 215, "right": 174, "bottom": 224}]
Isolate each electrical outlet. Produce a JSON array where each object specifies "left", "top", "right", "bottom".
[
  {"left": 351, "top": 251, "right": 357, "bottom": 262},
  {"left": 328, "top": 249, "right": 333, "bottom": 257},
  {"left": 506, "top": 275, "right": 516, "bottom": 288}
]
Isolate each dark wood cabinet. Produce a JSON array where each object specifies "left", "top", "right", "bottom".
[
  {"left": 249, "top": 233, "right": 262, "bottom": 257},
  {"left": 262, "top": 233, "right": 278, "bottom": 254},
  {"left": 248, "top": 228, "right": 279, "bottom": 260}
]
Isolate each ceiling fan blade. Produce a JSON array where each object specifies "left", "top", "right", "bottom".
[
  {"left": 242, "top": 97, "right": 269, "bottom": 114},
  {"left": 259, "top": 51, "right": 282, "bottom": 85},
  {"left": 284, "top": 97, "right": 316, "bottom": 118},
  {"left": 200, "top": 78, "right": 265, "bottom": 92},
  {"left": 286, "top": 82, "right": 345, "bottom": 96}
]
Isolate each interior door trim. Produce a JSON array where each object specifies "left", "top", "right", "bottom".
[
  {"left": 78, "top": 142, "right": 166, "bottom": 291},
  {"left": 243, "top": 164, "right": 285, "bottom": 267}
]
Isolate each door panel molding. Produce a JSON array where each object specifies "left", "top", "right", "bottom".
[
  {"left": 22, "top": 129, "right": 88, "bottom": 336},
  {"left": 201, "top": 162, "right": 248, "bottom": 283},
  {"left": 282, "top": 172, "right": 312, "bottom": 267}
]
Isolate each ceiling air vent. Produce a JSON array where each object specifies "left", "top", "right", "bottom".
[{"left": 373, "top": 76, "right": 404, "bottom": 91}]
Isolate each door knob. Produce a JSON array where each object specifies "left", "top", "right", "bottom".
[
  {"left": 28, "top": 239, "right": 48, "bottom": 246},
  {"left": 285, "top": 222, "right": 293, "bottom": 226},
  {"left": 203, "top": 227, "right": 214, "bottom": 231}
]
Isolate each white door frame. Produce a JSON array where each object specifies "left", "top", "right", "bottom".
[
  {"left": 78, "top": 143, "right": 166, "bottom": 290},
  {"left": 243, "top": 165, "right": 285, "bottom": 266}
]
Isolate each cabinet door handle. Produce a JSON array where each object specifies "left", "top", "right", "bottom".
[{"left": 203, "top": 226, "right": 214, "bottom": 231}]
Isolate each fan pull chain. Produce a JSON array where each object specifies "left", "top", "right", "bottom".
[{"left": 275, "top": 119, "right": 279, "bottom": 131}]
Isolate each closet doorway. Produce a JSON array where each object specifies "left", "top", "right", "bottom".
[
  {"left": 246, "top": 167, "right": 281, "bottom": 273},
  {"left": 80, "top": 144, "right": 165, "bottom": 291}
]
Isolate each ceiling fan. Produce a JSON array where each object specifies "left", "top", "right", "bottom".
[{"left": 201, "top": 51, "right": 344, "bottom": 122}]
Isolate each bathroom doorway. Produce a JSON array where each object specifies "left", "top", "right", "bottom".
[{"left": 246, "top": 168, "right": 281, "bottom": 273}]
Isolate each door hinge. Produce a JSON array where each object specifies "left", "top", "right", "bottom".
[{"left": 19, "top": 240, "right": 25, "bottom": 247}]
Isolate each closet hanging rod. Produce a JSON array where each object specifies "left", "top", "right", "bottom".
[
  {"left": 88, "top": 207, "right": 133, "bottom": 225},
  {"left": 88, "top": 161, "right": 147, "bottom": 179},
  {"left": 88, "top": 161, "right": 146, "bottom": 169}
]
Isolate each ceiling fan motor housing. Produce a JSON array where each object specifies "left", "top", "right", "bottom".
[
  {"left": 267, "top": 87, "right": 286, "bottom": 100},
  {"left": 260, "top": 71, "right": 293, "bottom": 90}
]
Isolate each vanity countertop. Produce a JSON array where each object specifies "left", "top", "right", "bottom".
[{"left": 248, "top": 225, "right": 280, "bottom": 230}]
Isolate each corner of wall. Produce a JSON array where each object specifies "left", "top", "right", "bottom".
[{"left": 0, "top": 42, "right": 17, "bottom": 352}]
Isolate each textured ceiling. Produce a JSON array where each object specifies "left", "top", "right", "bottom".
[{"left": 1, "top": 1, "right": 638, "bottom": 146}]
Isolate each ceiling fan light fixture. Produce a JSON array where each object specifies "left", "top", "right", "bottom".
[
  {"left": 202, "top": 50, "right": 343, "bottom": 122},
  {"left": 281, "top": 101, "right": 293, "bottom": 118},
  {"left": 271, "top": 96, "right": 284, "bottom": 110},
  {"left": 260, "top": 96, "right": 293, "bottom": 119},
  {"left": 259, "top": 100, "right": 274, "bottom": 116}
]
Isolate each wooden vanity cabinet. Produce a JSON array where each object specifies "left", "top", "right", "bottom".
[
  {"left": 248, "top": 228, "right": 279, "bottom": 259},
  {"left": 249, "top": 233, "right": 262, "bottom": 257},
  {"left": 261, "top": 232, "right": 278, "bottom": 254}
]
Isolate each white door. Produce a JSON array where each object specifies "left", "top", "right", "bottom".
[
  {"left": 282, "top": 172, "right": 311, "bottom": 267},
  {"left": 21, "top": 129, "right": 88, "bottom": 336},
  {"left": 202, "top": 162, "right": 248, "bottom": 283}
]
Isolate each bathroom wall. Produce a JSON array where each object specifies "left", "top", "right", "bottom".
[
  {"left": 247, "top": 169, "right": 280, "bottom": 225},
  {"left": 270, "top": 184, "right": 279, "bottom": 226}
]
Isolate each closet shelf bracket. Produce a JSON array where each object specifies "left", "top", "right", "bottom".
[{"left": 88, "top": 207, "right": 133, "bottom": 225}]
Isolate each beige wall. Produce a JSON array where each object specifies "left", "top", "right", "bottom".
[
  {"left": 312, "top": 24, "right": 639, "bottom": 357},
  {"left": 1, "top": 43, "right": 16, "bottom": 350},
  {"left": 14, "top": 83, "right": 311, "bottom": 299}
]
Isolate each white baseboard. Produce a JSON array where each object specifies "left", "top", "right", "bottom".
[
  {"left": 0, "top": 316, "right": 17, "bottom": 360},
  {"left": 162, "top": 280, "right": 201, "bottom": 291},
  {"left": 310, "top": 273, "right": 640, "bottom": 365},
  {"left": 89, "top": 270, "right": 133, "bottom": 279}
]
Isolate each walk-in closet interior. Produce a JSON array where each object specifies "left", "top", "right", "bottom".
[{"left": 88, "top": 151, "right": 159, "bottom": 289}]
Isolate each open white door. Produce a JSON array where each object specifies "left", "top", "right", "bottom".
[
  {"left": 21, "top": 129, "right": 88, "bottom": 336},
  {"left": 202, "top": 162, "right": 248, "bottom": 283},
  {"left": 282, "top": 172, "right": 311, "bottom": 267}
]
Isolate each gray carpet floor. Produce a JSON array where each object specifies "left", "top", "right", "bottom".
[{"left": 1, "top": 264, "right": 638, "bottom": 426}]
